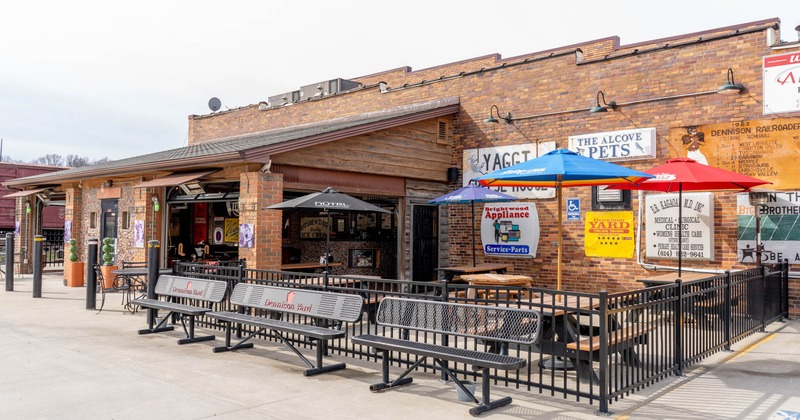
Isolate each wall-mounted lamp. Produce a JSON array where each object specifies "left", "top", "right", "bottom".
[
  {"left": 25, "top": 202, "right": 31, "bottom": 214},
  {"left": 152, "top": 197, "right": 160, "bottom": 212},
  {"left": 717, "top": 68, "right": 744, "bottom": 94},
  {"left": 589, "top": 91, "right": 617, "bottom": 113},
  {"left": 483, "top": 104, "right": 513, "bottom": 124},
  {"left": 258, "top": 101, "right": 269, "bottom": 111},
  {"left": 447, "top": 167, "right": 460, "bottom": 183},
  {"left": 102, "top": 180, "right": 113, "bottom": 188}
]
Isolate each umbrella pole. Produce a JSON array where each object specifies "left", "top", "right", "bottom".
[
  {"left": 678, "top": 185, "right": 682, "bottom": 277},
  {"left": 557, "top": 178, "right": 563, "bottom": 300},
  {"left": 325, "top": 212, "right": 331, "bottom": 273},
  {"left": 471, "top": 201, "right": 477, "bottom": 266}
]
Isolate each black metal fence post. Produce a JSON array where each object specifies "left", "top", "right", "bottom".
[
  {"left": 86, "top": 239, "right": 98, "bottom": 310},
  {"left": 146, "top": 240, "right": 160, "bottom": 327},
  {"left": 783, "top": 259, "right": 789, "bottom": 320},
  {"left": 759, "top": 264, "right": 766, "bottom": 332},
  {"left": 674, "top": 279, "right": 684, "bottom": 376},
  {"left": 5, "top": 233, "right": 14, "bottom": 291},
  {"left": 32, "top": 235, "right": 44, "bottom": 298},
  {"left": 724, "top": 271, "right": 732, "bottom": 351},
  {"left": 598, "top": 290, "right": 609, "bottom": 414}
]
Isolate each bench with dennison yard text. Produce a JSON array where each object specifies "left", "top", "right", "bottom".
[
  {"left": 131, "top": 275, "right": 228, "bottom": 345},
  {"left": 352, "top": 297, "right": 542, "bottom": 416},
  {"left": 205, "top": 283, "right": 364, "bottom": 376}
]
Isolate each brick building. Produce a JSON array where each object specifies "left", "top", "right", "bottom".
[{"left": 5, "top": 18, "right": 800, "bottom": 313}]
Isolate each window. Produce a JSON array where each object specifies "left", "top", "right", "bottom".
[
  {"left": 121, "top": 211, "right": 130, "bottom": 230},
  {"left": 89, "top": 212, "right": 97, "bottom": 229},
  {"left": 592, "top": 186, "right": 631, "bottom": 210}
]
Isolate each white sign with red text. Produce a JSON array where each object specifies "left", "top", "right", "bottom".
[{"left": 763, "top": 52, "right": 800, "bottom": 115}]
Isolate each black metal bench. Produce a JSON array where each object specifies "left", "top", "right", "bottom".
[
  {"left": 206, "top": 283, "right": 364, "bottom": 376},
  {"left": 351, "top": 297, "right": 542, "bottom": 416},
  {"left": 131, "top": 275, "right": 228, "bottom": 344}
]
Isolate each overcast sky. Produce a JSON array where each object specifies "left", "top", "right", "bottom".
[{"left": 1, "top": 1, "right": 798, "bottom": 163}]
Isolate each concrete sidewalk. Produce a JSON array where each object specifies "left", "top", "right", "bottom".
[{"left": 1, "top": 274, "right": 798, "bottom": 419}]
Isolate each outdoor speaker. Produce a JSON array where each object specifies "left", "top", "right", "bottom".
[{"left": 447, "top": 167, "right": 459, "bottom": 183}]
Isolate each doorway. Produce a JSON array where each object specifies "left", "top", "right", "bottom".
[
  {"left": 411, "top": 205, "right": 438, "bottom": 282},
  {"left": 100, "top": 199, "right": 118, "bottom": 264}
]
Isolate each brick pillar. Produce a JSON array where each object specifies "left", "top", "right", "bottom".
[
  {"left": 238, "top": 171, "right": 283, "bottom": 270},
  {"left": 64, "top": 186, "right": 83, "bottom": 263},
  {"left": 132, "top": 188, "right": 162, "bottom": 262}
]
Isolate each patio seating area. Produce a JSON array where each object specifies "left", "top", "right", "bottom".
[{"left": 168, "top": 260, "right": 789, "bottom": 414}]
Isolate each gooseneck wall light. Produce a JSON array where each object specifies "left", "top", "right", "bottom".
[
  {"left": 717, "top": 68, "right": 744, "bottom": 94},
  {"left": 483, "top": 104, "right": 513, "bottom": 124},
  {"left": 589, "top": 91, "right": 617, "bottom": 113}
]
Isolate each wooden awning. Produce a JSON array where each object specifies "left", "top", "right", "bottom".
[
  {"left": 3, "top": 187, "right": 51, "bottom": 198},
  {"left": 134, "top": 170, "right": 216, "bottom": 188}
]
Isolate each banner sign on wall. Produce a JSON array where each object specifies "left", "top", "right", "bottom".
[
  {"left": 585, "top": 211, "right": 635, "bottom": 258},
  {"left": 667, "top": 120, "right": 800, "bottom": 189},
  {"left": 568, "top": 127, "right": 657, "bottom": 161},
  {"left": 737, "top": 192, "right": 800, "bottom": 264},
  {"left": 463, "top": 142, "right": 556, "bottom": 199},
  {"left": 480, "top": 203, "right": 539, "bottom": 258},
  {"left": 645, "top": 192, "right": 714, "bottom": 261},
  {"left": 763, "top": 52, "right": 800, "bottom": 115}
]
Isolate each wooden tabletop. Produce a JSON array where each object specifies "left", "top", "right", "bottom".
[
  {"left": 281, "top": 262, "right": 343, "bottom": 271},
  {"left": 462, "top": 274, "right": 532, "bottom": 287},
  {"left": 636, "top": 271, "right": 718, "bottom": 286},
  {"left": 435, "top": 263, "right": 512, "bottom": 274}
]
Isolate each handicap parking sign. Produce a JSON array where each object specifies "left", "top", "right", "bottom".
[{"left": 567, "top": 198, "right": 580, "bottom": 221}]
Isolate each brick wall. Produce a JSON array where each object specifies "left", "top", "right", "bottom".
[{"left": 184, "top": 20, "right": 800, "bottom": 314}]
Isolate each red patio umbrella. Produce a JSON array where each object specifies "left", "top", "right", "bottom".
[{"left": 606, "top": 158, "right": 770, "bottom": 276}]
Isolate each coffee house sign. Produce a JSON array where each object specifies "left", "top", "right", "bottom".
[{"left": 568, "top": 127, "right": 657, "bottom": 161}]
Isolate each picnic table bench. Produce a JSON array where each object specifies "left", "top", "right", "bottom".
[
  {"left": 206, "top": 283, "right": 364, "bottom": 376},
  {"left": 131, "top": 275, "right": 228, "bottom": 344},
  {"left": 352, "top": 297, "right": 542, "bottom": 416}
]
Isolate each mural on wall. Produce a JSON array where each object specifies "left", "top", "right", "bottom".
[
  {"left": 668, "top": 119, "right": 800, "bottom": 189},
  {"left": 737, "top": 192, "right": 800, "bottom": 264}
]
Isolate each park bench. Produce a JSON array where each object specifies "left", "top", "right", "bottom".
[
  {"left": 206, "top": 283, "right": 364, "bottom": 376},
  {"left": 351, "top": 297, "right": 542, "bottom": 416},
  {"left": 131, "top": 275, "right": 228, "bottom": 344}
]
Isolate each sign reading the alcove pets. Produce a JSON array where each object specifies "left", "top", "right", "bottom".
[{"left": 568, "top": 127, "right": 656, "bottom": 161}]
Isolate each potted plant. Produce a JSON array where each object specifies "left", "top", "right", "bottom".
[
  {"left": 65, "top": 239, "right": 85, "bottom": 287},
  {"left": 100, "top": 237, "right": 117, "bottom": 289}
]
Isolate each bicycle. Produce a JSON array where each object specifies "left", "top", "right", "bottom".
[{"left": 93, "top": 264, "right": 108, "bottom": 313}]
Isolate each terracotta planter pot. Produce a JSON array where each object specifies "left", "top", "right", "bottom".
[
  {"left": 65, "top": 261, "right": 85, "bottom": 287},
  {"left": 100, "top": 265, "right": 118, "bottom": 289}
]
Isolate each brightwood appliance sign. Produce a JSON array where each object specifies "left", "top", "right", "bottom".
[
  {"left": 763, "top": 52, "right": 800, "bottom": 115},
  {"left": 645, "top": 192, "right": 714, "bottom": 261},
  {"left": 463, "top": 142, "right": 556, "bottom": 199},
  {"left": 568, "top": 127, "right": 657, "bottom": 161},
  {"left": 480, "top": 203, "right": 539, "bottom": 258}
]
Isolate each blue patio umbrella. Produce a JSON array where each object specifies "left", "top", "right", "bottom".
[
  {"left": 428, "top": 180, "right": 517, "bottom": 266},
  {"left": 475, "top": 149, "right": 653, "bottom": 291}
]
